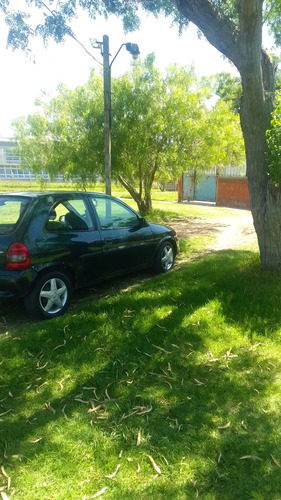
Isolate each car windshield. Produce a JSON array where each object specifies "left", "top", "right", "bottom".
[{"left": 0, "top": 196, "right": 30, "bottom": 234}]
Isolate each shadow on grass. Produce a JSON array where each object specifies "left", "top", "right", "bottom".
[{"left": 1, "top": 249, "right": 281, "bottom": 498}]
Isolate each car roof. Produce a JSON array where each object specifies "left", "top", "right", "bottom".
[{"left": 0, "top": 191, "right": 111, "bottom": 199}]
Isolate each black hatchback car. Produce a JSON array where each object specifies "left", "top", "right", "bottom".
[{"left": 0, "top": 191, "right": 178, "bottom": 319}]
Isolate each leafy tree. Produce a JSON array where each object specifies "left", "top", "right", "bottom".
[
  {"left": 2, "top": 0, "right": 281, "bottom": 268},
  {"left": 111, "top": 56, "right": 222, "bottom": 213},
  {"left": 13, "top": 72, "right": 104, "bottom": 186},
  {"left": 13, "top": 57, "right": 244, "bottom": 214}
]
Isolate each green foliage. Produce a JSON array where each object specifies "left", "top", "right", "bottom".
[
  {"left": 211, "top": 72, "right": 242, "bottom": 113},
  {"left": 2, "top": 0, "right": 281, "bottom": 53},
  {"left": 205, "top": 99, "right": 245, "bottom": 168},
  {"left": 0, "top": 1, "right": 177, "bottom": 50},
  {"left": 13, "top": 72, "right": 104, "bottom": 184},
  {"left": 115, "top": 62, "right": 245, "bottom": 193},
  {"left": 266, "top": 93, "right": 281, "bottom": 184},
  {"left": 111, "top": 56, "right": 216, "bottom": 211},
  {"left": 13, "top": 57, "right": 244, "bottom": 213},
  {"left": 264, "top": 0, "right": 281, "bottom": 46}
]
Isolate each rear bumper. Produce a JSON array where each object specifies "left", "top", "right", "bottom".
[{"left": 0, "top": 268, "right": 37, "bottom": 297}]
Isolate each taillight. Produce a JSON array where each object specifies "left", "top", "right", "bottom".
[{"left": 7, "top": 242, "right": 30, "bottom": 270}]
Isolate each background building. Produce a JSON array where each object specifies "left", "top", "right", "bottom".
[{"left": 0, "top": 138, "right": 63, "bottom": 182}]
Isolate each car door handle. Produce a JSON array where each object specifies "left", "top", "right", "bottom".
[{"left": 104, "top": 238, "right": 113, "bottom": 244}]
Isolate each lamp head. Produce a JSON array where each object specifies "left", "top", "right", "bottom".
[{"left": 125, "top": 43, "right": 140, "bottom": 58}]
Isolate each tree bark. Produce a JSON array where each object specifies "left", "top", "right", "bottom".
[
  {"left": 175, "top": 0, "right": 281, "bottom": 269},
  {"left": 118, "top": 174, "right": 149, "bottom": 214},
  {"left": 237, "top": 0, "right": 281, "bottom": 269}
]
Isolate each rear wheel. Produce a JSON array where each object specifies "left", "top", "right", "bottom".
[
  {"left": 154, "top": 241, "right": 175, "bottom": 273},
  {"left": 24, "top": 271, "right": 72, "bottom": 320}
]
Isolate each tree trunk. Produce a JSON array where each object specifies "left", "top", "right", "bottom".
[
  {"left": 117, "top": 174, "right": 150, "bottom": 215},
  {"left": 238, "top": 0, "right": 281, "bottom": 269},
  {"left": 175, "top": 0, "right": 281, "bottom": 269}
]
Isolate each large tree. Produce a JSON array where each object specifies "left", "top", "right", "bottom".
[
  {"left": 14, "top": 58, "right": 243, "bottom": 213},
  {"left": 112, "top": 56, "right": 244, "bottom": 212},
  {"left": 2, "top": 1, "right": 281, "bottom": 268},
  {"left": 13, "top": 73, "right": 104, "bottom": 186}
]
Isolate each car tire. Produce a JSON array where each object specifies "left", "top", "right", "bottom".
[
  {"left": 24, "top": 271, "right": 72, "bottom": 320},
  {"left": 154, "top": 241, "right": 175, "bottom": 273}
]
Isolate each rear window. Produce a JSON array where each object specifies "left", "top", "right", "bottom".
[{"left": 0, "top": 196, "right": 30, "bottom": 234}]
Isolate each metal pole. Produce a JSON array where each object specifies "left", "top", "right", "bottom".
[{"left": 103, "top": 34, "right": 111, "bottom": 195}]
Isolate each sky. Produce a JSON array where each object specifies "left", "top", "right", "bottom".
[{"left": 0, "top": 5, "right": 273, "bottom": 138}]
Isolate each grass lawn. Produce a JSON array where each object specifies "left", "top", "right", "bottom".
[
  {"left": 1, "top": 197, "right": 281, "bottom": 499},
  {"left": 0, "top": 180, "right": 178, "bottom": 202}
]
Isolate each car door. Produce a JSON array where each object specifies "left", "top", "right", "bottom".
[
  {"left": 31, "top": 195, "right": 104, "bottom": 288},
  {"left": 89, "top": 195, "right": 156, "bottom": 275}
]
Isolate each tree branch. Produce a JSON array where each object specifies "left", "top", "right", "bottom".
[
  {"left": 40, "top": 0, "right": 102, "bottom": 65},
  {"left": 117, "top": 175, "right": 141, "bottom": 202},
  {"left": 175, "top": 0, "right": 242, "bottom": 70}
]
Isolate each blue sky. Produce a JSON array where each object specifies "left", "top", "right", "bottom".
[{"left": 0, "top": 6, "right": 272, "bottom": 138}]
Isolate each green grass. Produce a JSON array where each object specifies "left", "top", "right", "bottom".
[
  {"left": 0, "top": 180, "right": 177, "bottom": 202},
  {"left": 1, "top": 200, "right": 281, "bottom": 499}
]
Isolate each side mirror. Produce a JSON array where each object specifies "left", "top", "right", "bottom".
[
  {"left": 139, "top": 217, "right": 148, "bottom": 228},
  {"left": 128, "top": 217, "right": 147, "bottom": 232}
]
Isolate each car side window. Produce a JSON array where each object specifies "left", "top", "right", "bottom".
[
  {"left": 92, "top": 197, "right": 138, "bottom": 230},
  {"left": 46, "top": 198, "right": 91, "bottom": 232}
]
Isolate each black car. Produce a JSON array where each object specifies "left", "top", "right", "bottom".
[{"left": 0, "top": 191, "right": 178, "bottom": 319}]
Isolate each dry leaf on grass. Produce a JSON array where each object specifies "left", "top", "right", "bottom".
[
  {"left": 217, "top": 422, "right": 231, "bottom": 430},
  {"left": 147, "top": 455, "right": 161, "bottom": 474},
  {"left": 193, "top": 379, "right": 205, "bottom": 386},
  {"left": 1, "top": 466, "right": 8, "bottom": 477},
  {"left": 104, "top": 464, "right": 120, "bottom": 479},
  {"left": 62, "top": 405, "right": 68, "bottom": 420},
  {"left": 1, "top": 492, "right": 10, "bottom": 500},
  {"left": 53, "top": 340, "right": 66, "bottom": 350},
  {"left": 36, "top": 362, "right": 48, "bottom": 370},
  {"left": 271, "top": 455, "right": 281, "bottom": 467},
  {"left": 87, "top": 404, "right": 102, "bottom": 414},
  {"left": 74, "top": 398, "right": 89, "bottom": 404},
  {"left": 0, "top": 466, "right": 10, "bottom": 491},
  {"left": 44, "top": 402, "right": 55, "bottom": 414},
  {"left": 29, "top": 437, "right": 43, "bottom": 443},
  {"left": 0, "top": 410, "right": 12, "bottom": 417},
  {"left": 92, "top": 486, "right": 108, "bottom": 498},
  {"left": 120, "top": 409, "right": 139, "bottom": 420},
  {"left": 240, "top": 455, "right": 263, "bottom": 461},
  {"left": 105, "top": 389, "right": 112, "bottom": 400},
  {"left": 134, "top": 405, "right": 153, "bottom": 416},
  {"left": 152, "top": 344, "right": 172, "bottom": 355},
  {"left": 164, "top": 380, "right": 172, "bottom": 389},
  {"left": 36, "top": 382, "right": 48, "bottom": 393}
]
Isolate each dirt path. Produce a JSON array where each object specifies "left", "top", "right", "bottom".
[{"left": 170, "top": 208, "right": 258, "bottom": 251}]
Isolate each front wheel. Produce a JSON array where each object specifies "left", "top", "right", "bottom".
[
  {"left": 154, "top": 241, "right": 175, "bottom": 273},
  {"left": 24, "top": 271, "right": 72, "bottom": 320}
]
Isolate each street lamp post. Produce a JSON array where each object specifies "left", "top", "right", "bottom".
[
  {"left": 103, "top": 35, "right": 111, "bottom": 195},
  {"left": 101, "top": 35, "right": 139, "bottom": 195}
]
